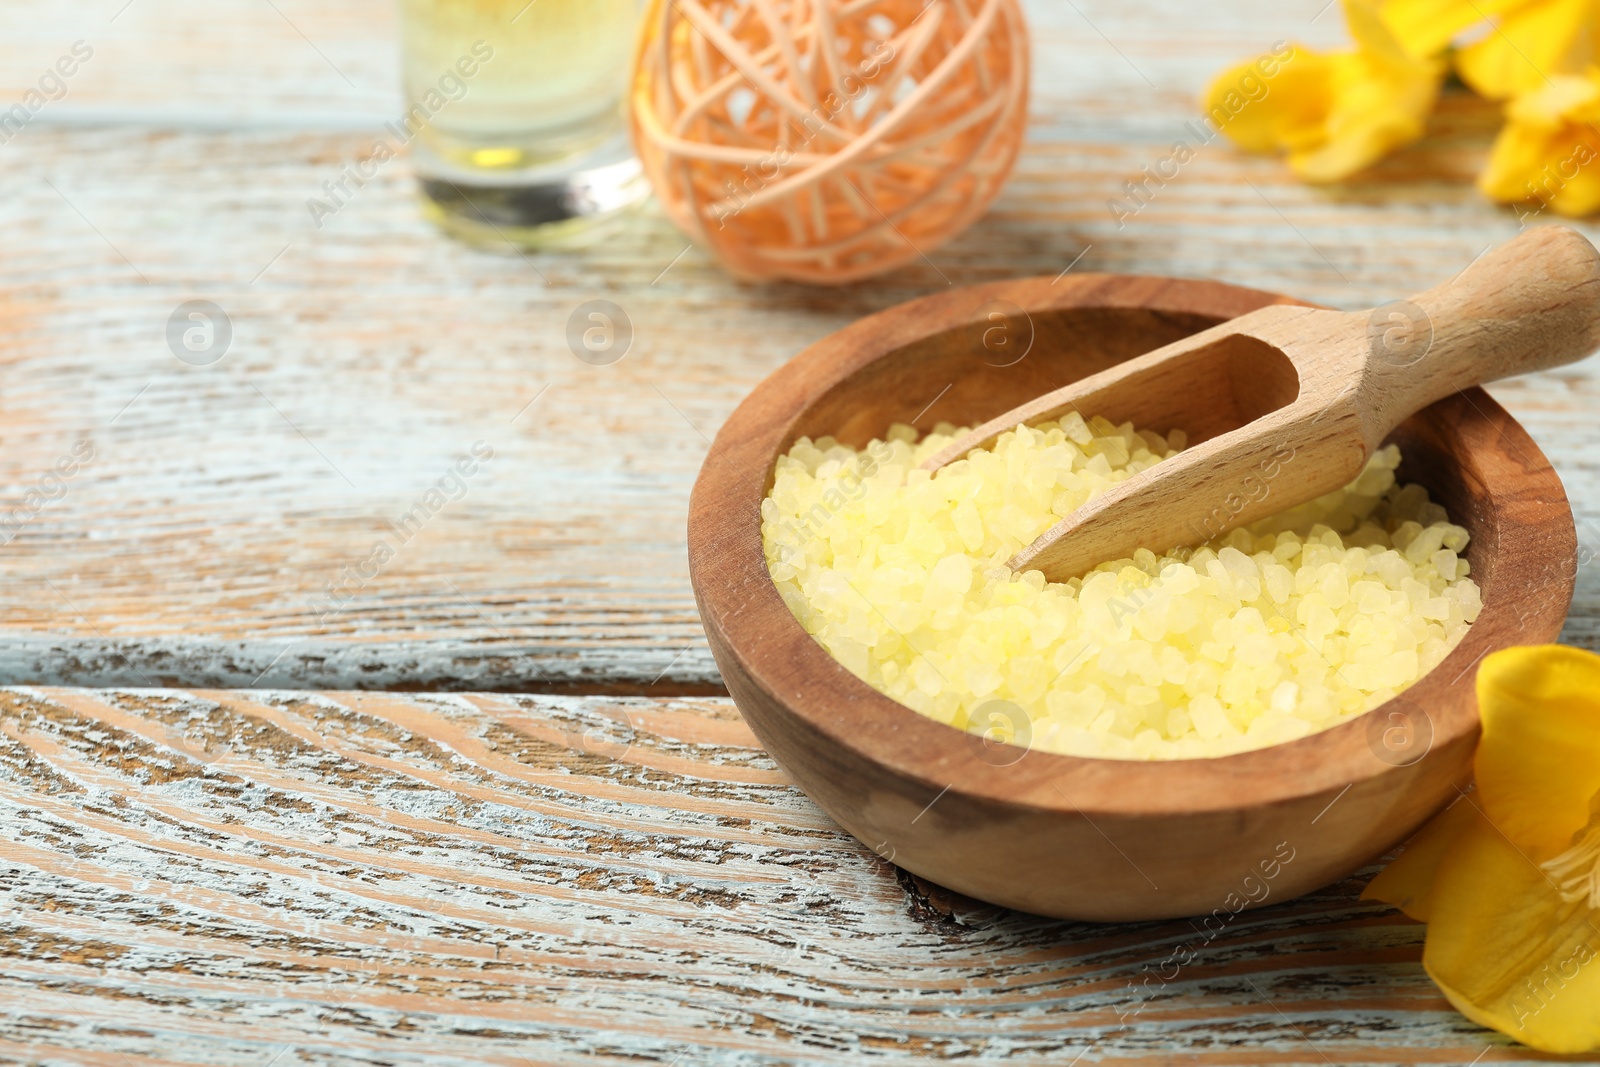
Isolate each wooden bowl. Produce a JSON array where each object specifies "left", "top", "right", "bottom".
[{"left": 688, "top": 274, "right": 1578, "bottom": 921}]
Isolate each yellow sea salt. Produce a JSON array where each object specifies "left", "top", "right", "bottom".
[{"left": 761, "top": 416, "right": 1481, "bottom": 760}]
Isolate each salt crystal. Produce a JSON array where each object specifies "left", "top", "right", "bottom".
[{"left": 763, "top": 415, "right": 1478, "bottom": 761}]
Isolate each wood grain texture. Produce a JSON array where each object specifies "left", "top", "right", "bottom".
[
  {"left": 0, "top": 1, "right": 1590, "bottom": 1059},
  {"left": 0, "top": 687, "right": 1555, "bottom": 1065},
  {"left": 0, "top": 2, "right": 1594, "bottom": 687}
]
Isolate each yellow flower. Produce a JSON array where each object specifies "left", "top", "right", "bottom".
[
  {"left": 1365, "top": 645, "right": 1600, "bottom": 1054},
  {"left": 1203, "top": 0, "right": 1444, "bottom": 182},
  {"left": 1478, "top": 68, "right": 1600, "bottom": 216},
  {"left": 1380, "top": 0, "right": 1598, "bottom": 100}
]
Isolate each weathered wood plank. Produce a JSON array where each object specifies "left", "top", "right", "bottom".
[
  {"left": 0, "top": 95, "right": 1595, "bottom": 689},
  {"left": 0, "top": 688, "right": 1541, "bottom": 1064},
  {"left": 0, "top": 0, "right": 1594, "bottom": 689},
  {"left": 0, "top": 2, "right": 1588, "bottom": 1061},
  {"left": 0, "top": 0, "right": 1349, "bottom": 129}
]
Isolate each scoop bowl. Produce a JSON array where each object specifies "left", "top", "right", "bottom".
[{"left": 687, "top": 273, "right": 1577, "bottom": 921}]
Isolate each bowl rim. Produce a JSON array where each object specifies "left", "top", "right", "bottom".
[{"left": 688, "top": 272, "right": 1577, "bottom": 818}]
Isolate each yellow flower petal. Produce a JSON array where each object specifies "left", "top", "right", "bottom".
[
  {"left": 1455, "top": 0, "right": 1593, "bottom": 100},
  {"left": 1205, "top": 4, "right": 1447, "bottom": 183},
  {"left": 1287, "top": 50, "right": 1442, "bottom": 182},
  {"left": 1378, "top": 0, "right": 1524, "bottom": 60},
  {"left": 1418, "top": 801, "right": 1600, "bottom": 1054},
  {"left": 1475, "top": 645, "right": 1600, "bottom": 857},
  {"left": 1343, "top": 0, "right": 1417, "bottom": 66},
  {"left": 1546, "top": 159, "right": 1600, "bottom": 215},
  {"left": 1479, "top": 122, "right": 1570, "bottom": 200},
  {"left": 1505, "top": 71, "right": 1600, "bottom": 127},
  {"left": 1363, "top": 797, "right": 1482, "bottom": 921},
  {"left": 1288, "top": 117, "right": 1410, "bottom": 181},
  {"left": 1479, "top": 71, "right": 1600, "bottom": 214},
  {"left": 1202, "top": 45, "right": 1332, "bottom": 155}
]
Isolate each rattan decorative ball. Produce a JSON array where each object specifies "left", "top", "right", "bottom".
[{"left": 631, "top": 0, "right": 1030, "bottom": 285}]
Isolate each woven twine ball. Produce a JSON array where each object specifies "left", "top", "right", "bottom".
[{"left": 631, "top": 0, "right": 1030, "bottom": 285}]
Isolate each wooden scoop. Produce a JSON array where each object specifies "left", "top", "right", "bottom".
[{"left": 921, "top": 225, "right": 1600, "bottom": 580}]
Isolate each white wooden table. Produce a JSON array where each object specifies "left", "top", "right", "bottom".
[{"left": 0, "top": 1, "right": 1594, "bottom": 1062}]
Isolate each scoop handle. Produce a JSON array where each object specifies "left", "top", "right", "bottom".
[{"left": 1367, "top": 225, "right": 1600, "bottom": 415}]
